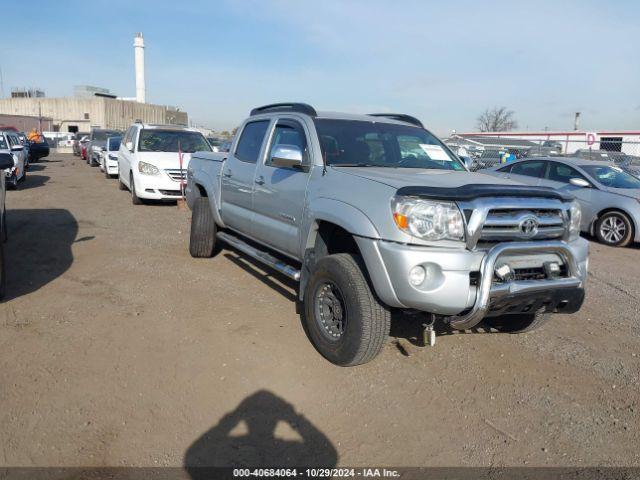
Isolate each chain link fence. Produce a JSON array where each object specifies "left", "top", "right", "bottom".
[{"left": 445, "top": 135, "right": 640, "bottom": 177}]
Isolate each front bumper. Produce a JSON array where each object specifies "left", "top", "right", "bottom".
[
  {"left": 133, "top": 171, "right": 184, "bottom": 200},
  {"left": 356, "top": 237, "right": 588, "bottom": 329}
]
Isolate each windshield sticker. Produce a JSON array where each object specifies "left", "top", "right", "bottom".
[{"left": 419, "top": 144, "right": 450, "bottom": 161}]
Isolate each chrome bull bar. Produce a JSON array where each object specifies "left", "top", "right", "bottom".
[{"left": 447, "top": 241, "right": 583, "bottom": 330}]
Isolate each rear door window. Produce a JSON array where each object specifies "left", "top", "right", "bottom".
[
  {"left": 510, "top": 161, "right": 546, "bottom": 178},
  {"left": 235, "top": 120, "right": 270, "bottom": 163}
]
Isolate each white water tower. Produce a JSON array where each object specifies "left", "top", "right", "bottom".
[{"left": 134, "top": 32, "right": 146, "bottom": 103}]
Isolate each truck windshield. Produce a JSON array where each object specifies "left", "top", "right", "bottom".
[
  {"left": 138, "top": 130, "right": 212, "bottom": 153},
  {"left": 314, "top": 119, "right": 465, "bottom": 170}
]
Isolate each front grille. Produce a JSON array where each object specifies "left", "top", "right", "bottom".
[
  {"left": 165, "top": 169, "right": 186, "bottom": 182},
  {"left": 480, "top": 208, "right": 565, "bottom": 242}
]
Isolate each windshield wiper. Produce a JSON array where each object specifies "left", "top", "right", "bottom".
[{"left": 332, "top": 163, "right": 381, "bottom": 167}]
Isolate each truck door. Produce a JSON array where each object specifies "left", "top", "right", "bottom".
[
  {"left": 252, "top": 118, "right": 311, "bottom": 257},
  {"left": 220, "top": 119, "right": 271, "bottom": 234}
]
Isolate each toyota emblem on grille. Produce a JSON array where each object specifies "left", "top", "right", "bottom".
[{"left": 519, "top": 215, "right": 539, "bottom": 238}]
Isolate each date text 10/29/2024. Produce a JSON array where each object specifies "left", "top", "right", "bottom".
[{"left": 233, "top": 468, "right": 401, "bottom": 478}]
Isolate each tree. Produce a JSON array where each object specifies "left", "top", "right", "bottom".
[{"left": 476, "top": 107, "right": 518, "bottom": 132}]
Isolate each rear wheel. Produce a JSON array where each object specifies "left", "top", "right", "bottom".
[
  {"left": 484, "top": 311, "right": 550, "bottom": 333},
  {"left": 595, "top": 211, "right": 633, "bottom": 247},
  {"left": 303, "top": 254, "right": 390, "bottom": 366},
  {"left": 189, "top": 197, "right": 219, "bottom": 258}
]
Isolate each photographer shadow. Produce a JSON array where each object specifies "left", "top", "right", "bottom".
[{"left": 184, "top": 390, "right": 337, "bottom": 478}]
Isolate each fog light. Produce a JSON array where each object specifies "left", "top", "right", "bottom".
[
  {"left": 409, "top": 266, "right": 426, "bottom": 286},
  {"left": 544, "top": 261, "right": 561, "bottom": 278},
  {"left": 495, "top": 264, "right": 512, "bottom": 281}
]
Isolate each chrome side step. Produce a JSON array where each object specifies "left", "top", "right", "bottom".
[{"left": 217, "top": 232, "right": 301, "bottom": 281}]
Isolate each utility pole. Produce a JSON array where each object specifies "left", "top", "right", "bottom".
[{"left": 574, "top": 112, "right": 581, "bottom": 131}]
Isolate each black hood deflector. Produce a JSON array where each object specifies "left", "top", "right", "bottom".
[{"left": 396, "top": 184, "right": 574, "bottom": 201}]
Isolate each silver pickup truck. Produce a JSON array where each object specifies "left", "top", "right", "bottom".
[{"left": 186, "top": 103, "right": 588, "bottom": 366}]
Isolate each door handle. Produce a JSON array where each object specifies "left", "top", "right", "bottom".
[
  {"left": 255, "top": 176, "right": 265, "bottom": 185},
  {"left": 223, "top": 170, "right": 233, "bottom": 178}
]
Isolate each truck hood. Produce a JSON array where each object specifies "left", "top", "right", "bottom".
[
  {"left": 135, "top": 152, "right": 191, "bottom": 169},
  {"left": 331, "top": 166, "right": 524, "bottom": 188}
]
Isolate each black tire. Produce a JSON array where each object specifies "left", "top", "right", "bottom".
[
  {"left": 0, "top": 243, "right": 5, "bottom": 300},
  {"left": 595, "top": 211, "right": 633, "bottom": 247},
  {"left": 484, "top": 311, "right": 550, "bottom": 333},
  {"left": 7, "top": 174, "right": 18, "bottom": 190},
  {"left": 19, "top": 170, "right": 26, "bottom": 182},
  {"left": 303, "top": 253, "right": 390, "bottom": 366},
  {"left": 130, "top": 175, "right": 143, "bottom": 205},
  {"left": 118, "top": 175, "right": 127, "bottom": 190},
  {"left": 189, "top": 197, "right": 219, "bottom": 258}
]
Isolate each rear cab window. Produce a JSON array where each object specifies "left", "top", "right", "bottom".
[{"left": 235, "top": 120, "right": 271, "bottom": 163}]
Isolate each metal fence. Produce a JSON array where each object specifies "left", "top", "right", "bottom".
[{"left": 445, "top": 136, "right": 640, "bottom": 176}]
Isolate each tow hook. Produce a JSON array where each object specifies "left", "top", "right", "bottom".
[{"left": 422, "top": 313, "right": 436, "bottom": 347}]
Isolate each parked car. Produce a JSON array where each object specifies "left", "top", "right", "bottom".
[
  {"left": 0, "top": 152, "right": 15, "bottom": 298},
  {"left": 0, "top": 131, "right": 27, "bottom": 189},
  {"left": 542, "top": 140, "right": 563, "bottom": 154},
  {"left": 28, "top": 137, "right": 49, "bottom": 163},
  {"left": 485, "top": 157, "right": 640, "bottom": 247},
  {"left": 206, "top": 137, "right": 224, "bottom": 152},
  {"left": 98, "top": 135, "right": 122, "bottom": 178},
  {"left": 185, "top": 103, "right": 588, "bottom": 366},
  {"left": 118, "top": 123, "right": 211, "bottom": 203},
  {"left": 572, "top": 149, "right": 640, "bottom": 178},
  {"left": 16, "top": 132, "right": 31, "bottom": 170},
  {"left": 87, "top": 129, "right": 121, "bottom": 166},
  {"left": 72, "top": 132, "right": 90, "bottom": 156}
]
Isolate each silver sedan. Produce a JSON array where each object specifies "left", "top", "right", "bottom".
[{"left": 484, "top": 157, "right": 640, "bottom": 247}]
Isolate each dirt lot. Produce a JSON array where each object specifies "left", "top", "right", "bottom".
[{"left": 1, "top": 152, "right": 639, "bottom": 468}]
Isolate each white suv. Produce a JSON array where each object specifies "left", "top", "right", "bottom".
[{"left": 117, "top": 123, "right": 211, "bottom": 204}]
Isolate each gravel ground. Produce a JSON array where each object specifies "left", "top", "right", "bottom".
[{"left": 0, "top": 153, "right": 638, "bottom": 468}]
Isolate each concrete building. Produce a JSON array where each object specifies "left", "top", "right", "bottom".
[{"left": 0, "top": 97, "right": 188, "bottom": 133}]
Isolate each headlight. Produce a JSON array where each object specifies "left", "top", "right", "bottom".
[
  {"left": 138, "top": 161, "right": 159, "bottom": 175},
  {"left": 108, "top": 154, "right": 118, "bottom": 161},
  {"left": 391, "top": 196, "right": 465, "bottom": 241},
  {"left": 569, "top": 200, "right": 582, "bottom": 240}
]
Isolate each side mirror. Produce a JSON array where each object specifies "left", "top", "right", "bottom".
[
  {"left": 0, "top": 153, "right": 15, "bottom": 170},
  {"left": 125, "top": 141, "right": 134, "bottom": 152},
  {"left": 11, "top": 145, "right": 24, "bottom": 152},
  {"left": 569, "top": 178, "right": 591, "bottom": 188},
  {"left": 270, "top": 144, "right": 303, "bottom": 169}
]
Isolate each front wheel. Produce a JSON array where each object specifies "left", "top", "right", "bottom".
[
  {"left": 595, "top": 211, "right": 633, "bottom": 247},
  {"left": 130, "top": 175, "right": 143, "bottom": 205},
  {"left": 303, "top": 254, "right": 390, "bottom": 366}
]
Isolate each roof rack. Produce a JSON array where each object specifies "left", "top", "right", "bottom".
[
  {"left": 368, "top": 113, "right": 423, "bottom": 128},
  {"left": 250, "top": 103, "right": 317, "bottom": 117}
]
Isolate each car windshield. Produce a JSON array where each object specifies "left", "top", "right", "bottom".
[
  {"left": 581, "top": 165, "right": 640, "bottom": 189},
  {"left": 314, "top": 119, "right": 465, "bottom": 170},
  {"left": 108, "top": 137, "right": 121, "bottom": 151},
  {"left": 138, "top": 130, "right": 211, "bottom": 153},
  {"left": 93, "top": 130, "right": 119, "bottom": 141}
]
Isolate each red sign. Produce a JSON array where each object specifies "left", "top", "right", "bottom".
[{"left": 586, "top": 132, "right": 597, "bottom": 146}]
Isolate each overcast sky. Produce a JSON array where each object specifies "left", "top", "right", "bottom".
[{"left": 3, "top": 0, "right": 639, "bottom": 134}]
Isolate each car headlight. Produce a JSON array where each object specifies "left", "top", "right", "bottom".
[
  {"left": 391, "top": 196, "right": 465, "bottom": 241},
  {"left": 108, "top": 154, "right": 118, "bottom": 161},
  {"left": 569, "top": 200, "right": 582, "bottom": 240},
  {"left": 138, "top": 161, "right": 159, "bottom": 175}
]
